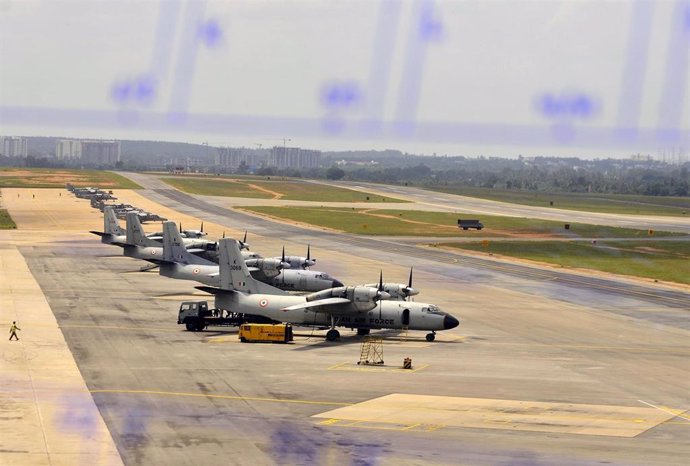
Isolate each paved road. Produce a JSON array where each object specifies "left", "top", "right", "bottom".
[{"left": 314, "top": 179, "right": 690, "bottom": 234}]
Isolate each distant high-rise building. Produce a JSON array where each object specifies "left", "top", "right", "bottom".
[
  {"left": 215, "top": 147, "right": 266, "bottom": 170},
  {"left": 1, "top": 137, "right": 28, "bottom": 157},
  {"left": 56, "top": 139, "right": 82, "bottom": 160},
  {"left": 269, "top": 146, "right": 321, "bottom": 169},
  {"left": 81, "top": 140, "right": 121, "bottom": 165}
]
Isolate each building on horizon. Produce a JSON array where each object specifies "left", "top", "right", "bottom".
[
  {"left": 1, "top": 136, "right": 29, "bottom": 157},
  {"left": 56, "top": 139, "right": 82, "bottom": 160},
  {"left": 80, "top": 140, "right": 121, "bottom": 165},
  {"left": 215, "top": 147, "right": 267, "bottom": 171},
  {"left": 268, "top": 146, "right": 321, "bottom": 169}
]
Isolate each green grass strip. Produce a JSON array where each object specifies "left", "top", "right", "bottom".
[
  {"left": 440, "top": 240, "right": 690, "bottom": 285},
  {"left": 0, "top": 209, "right": 17, "bottom": 229}
]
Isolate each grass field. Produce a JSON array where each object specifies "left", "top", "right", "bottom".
[
  {"left": 426, "top": 186, "right": 690, "bottom": 216},
  {"left": 240, "top": 206, "right": 680, "bottom": 238},
  {"left": 0, "top": 168, "right": 141, "bottom": 189},
  {"left": 161, "top": 176, "right": 405, "bottom": 202},
  {"left": 0, "top": 209, "right": 16, "bottom": 229},
  {"left": 438, "top": 240, "right": 690, "bottom": 285}
]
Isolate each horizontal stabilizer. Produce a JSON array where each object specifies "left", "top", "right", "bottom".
[
  {"left": 195, "top": 285, "right": 235, "bottom": 295},
  {"left": 89, "top": 230, "right": 107, "bottom": 237},
  {"left": 280, "top": 297, "right": 351, "bottom": 312}
]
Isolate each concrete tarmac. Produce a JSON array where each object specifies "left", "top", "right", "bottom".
[{"left": 2, "top": 183, "right": 690, "bottom": 465}]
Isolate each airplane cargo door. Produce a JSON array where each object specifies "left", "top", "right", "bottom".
[{"left": 402, "top": 309, "right": 410, "bottom": 326}]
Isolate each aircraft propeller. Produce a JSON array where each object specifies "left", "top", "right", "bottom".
[
  {"left": 239, "top": 231, "right": 249, "bottom": 250},
  {"left": 402, "top": 267, "right": 418, "bottom": 301},
  {"left": 378, "top": 270, "right": 384, "bottom": 319},
  {"left": 301, "top": 244, "right": 316, "bottom": 269}
]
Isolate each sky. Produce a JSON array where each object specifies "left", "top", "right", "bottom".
[{"left": 0, "top": 0, "right": 688, "bottom": 159}]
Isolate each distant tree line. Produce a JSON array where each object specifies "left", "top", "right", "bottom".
[{"left": 332, "top": 156, "right": 689, "bottom": 197}]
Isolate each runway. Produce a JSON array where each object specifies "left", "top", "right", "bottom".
[{"left": 2, "top": 180, "right": 690, "bottom": 465}]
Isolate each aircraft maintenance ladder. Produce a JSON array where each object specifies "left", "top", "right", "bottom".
[{"left": 357, "top": 336, "right": 384, "bottom": 365}]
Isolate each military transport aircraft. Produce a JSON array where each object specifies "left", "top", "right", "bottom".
[
  {"left": 196, "top": 239, "right": 459, "bottom": 342},
  {"left": 159, "top": 221, "right": 343, "bottom": 292}
]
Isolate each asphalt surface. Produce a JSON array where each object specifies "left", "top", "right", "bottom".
[{"left": 14, "top": 176, "right": 690, "bottom": 465}]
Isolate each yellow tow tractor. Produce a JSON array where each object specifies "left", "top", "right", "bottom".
[{"left": 239, "top": 323, "right": 293, "bottom": 343}]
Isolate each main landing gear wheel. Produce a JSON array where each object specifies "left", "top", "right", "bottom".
[
  {"left": 326, "top": 329, "right": 340, "bottom": 341},
  {"left": 426, "top": 332, "right": 436, "bottom": 342},
  {"left": 357, "top": 328, "right": 370, "bottom": 336}
]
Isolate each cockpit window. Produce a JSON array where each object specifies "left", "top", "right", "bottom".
[{"left": 427, "top": 305, "right": 441, "bottom": 314}]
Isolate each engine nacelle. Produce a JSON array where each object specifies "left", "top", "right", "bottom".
[
  {"left": 246, "top": 258, "right": 290, "bottom": 277},
  {"left": 305, "top": 286, "right": 390, "bottom": 312}
]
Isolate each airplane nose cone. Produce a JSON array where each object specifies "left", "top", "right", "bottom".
[
  {"left": 443, "top": 315, "right": 460, "bottom": 330},
  {"left": 332, "top": 279, "right": 344, "bottom": 287}
]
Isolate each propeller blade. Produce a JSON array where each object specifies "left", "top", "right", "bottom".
[
  {"left": 306, "top": 244, "right": 310, "bottom": 261},
  {"left": 179, "top": 222, "right": 182, "bottom": 233},
  {"left": 243, "top": 231, "right": 247, "bottom": 243},
  {"left": 200, "top": 221, "right": 204, "bottom": 233},
  {"left": 222, "top": 231, "right": 225, "bottom": 238},
  {"left": 406, "top": 267, "right": 413, "bottom": 301},
  {"left": 378, "top": 270, "right": 383, "bottom": 292},
  {"left": 282, "top": 245, "right": 286, "bottom": 263}
]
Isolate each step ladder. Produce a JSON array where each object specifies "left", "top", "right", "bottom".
[
  {"left": 357, "top": 336, "right": 384, "bottom": 365},
  {"left": 400, "top": 325, "right": 410, "bottom": 342}
]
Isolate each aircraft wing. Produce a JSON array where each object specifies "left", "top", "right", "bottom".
[{"left": 280, "top": 297, "right": 351, "bottom": 312}]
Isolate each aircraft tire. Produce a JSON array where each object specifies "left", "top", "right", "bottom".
[
  {"left": 357, "top": 328, "right": 370, "bottom": 336},
  {"left": 326, "top": 329, "right": 340, "bottom": 341},
  {"left": 426, "top": 333, "right": 435, "bottom": 342}
]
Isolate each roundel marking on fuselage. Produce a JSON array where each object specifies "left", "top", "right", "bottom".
[{"left": 259, "top": 298, "right": 269, "bottom": 308}]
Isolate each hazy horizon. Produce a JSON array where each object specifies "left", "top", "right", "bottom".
[{"left": 1, "top": 1, "right": 688, "bottom": 160}]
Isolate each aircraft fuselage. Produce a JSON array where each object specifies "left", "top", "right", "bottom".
[{"left": 214, "top": 292, "right": 457, "bottom": 332}]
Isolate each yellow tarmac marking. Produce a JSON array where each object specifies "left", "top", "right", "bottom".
[
  {"left": 90, "top": 389, "right": 352, "bottom": 407},
  {"left": 327, "top": 362, "right": 430, "bottom": 373},
  {"left": 60, "top": 324, "right": 179, "bottom": 332},
  {"left": 638, "top": 400, "right": 690, "bottom": 422}
]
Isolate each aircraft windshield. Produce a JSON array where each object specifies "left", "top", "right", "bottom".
[{"left": 427, "top": 305, "right": 442, "bottom": 314}]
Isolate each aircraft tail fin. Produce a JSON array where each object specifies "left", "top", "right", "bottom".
[
  {"left": 162, "top": 221, "right": 213, "bottom": 265},
  {"left": 125, "top": 212, "right": 158, "bottom": 247},
  {"left": 219, "top": 238, "right": 286, "bottom": 295},
  {"left": 104, "top": 206, "right": 125, "bottom": 236}
]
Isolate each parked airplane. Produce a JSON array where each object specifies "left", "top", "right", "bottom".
[
  {"left": 197, "top": 239, "right": 459, "bottom": 342},
  {"left": 92, "top": 208, "right": 221, "bottom": 258},
  {"left": 273, "top": 245, "right": 316, "bottom": 269},
  {"left": 159, "top": 222, "right": 343, "bottom": 292}
]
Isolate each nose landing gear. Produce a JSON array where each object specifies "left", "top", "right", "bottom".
[{"left": 426, "top": 331, "right": 436, "bottom": 342}]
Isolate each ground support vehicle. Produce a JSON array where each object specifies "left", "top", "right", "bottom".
[
  {"left": 239, "top": 323, "right": 293, "bottom": 343},
  {"left": 177, "top": 301, "right": 274, "bottom": 331},
  {"left": 458, "top": 219, "right": 484, "bottom": 230}
]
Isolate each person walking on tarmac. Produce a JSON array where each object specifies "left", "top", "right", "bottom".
[{"left": 9, "top": 321, "right": 20, "bottom": 341}]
